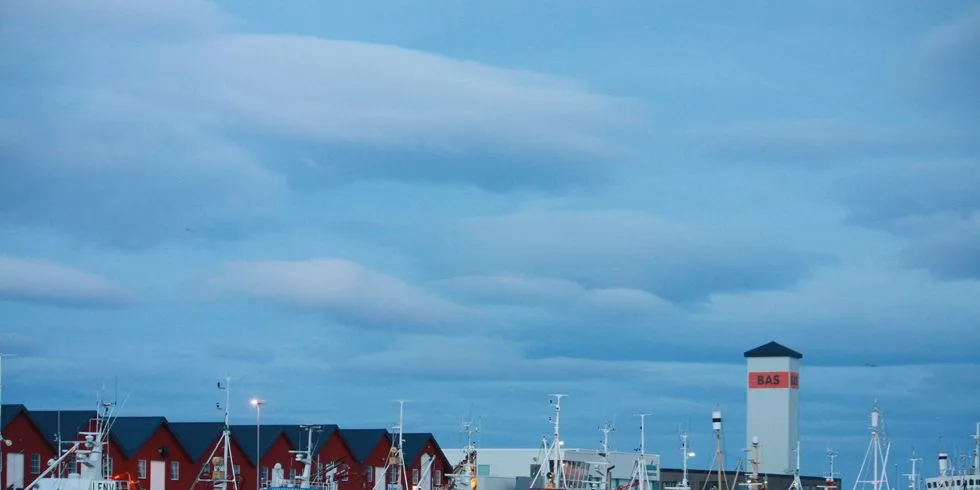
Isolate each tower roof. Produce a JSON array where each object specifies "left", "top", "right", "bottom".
[{"left": 743, "top": 341, "right": 802, "bottom": 359}]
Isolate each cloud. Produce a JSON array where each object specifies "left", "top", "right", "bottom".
[
  {"left": 430, "top": 274, "right": 674, "bottom": 319},
  {"left": 837, "top": 160, "right": 980, "bottom": 280},
  {"left": 0, "top": 0, "right": 638, "bottom": 248},
  {"left": 137, "top": 34, "right": 637, "bottom": 156},
  {"left": 700, "top": 262, "right": 980, "bottom": 360},
  {"left": 421, "top": 210, "right": 832, "bottom": 303},
  {"left": 905, "top": 4, "right": 980, "bottom": 119},
  {"left": 0, "top": 91, "right": 287, "bottom": 249},
  {"left": 209, "top": 259, "right": 475, "bottom": 329},
  {"left": 700, "top": 119, "right": 979, "bottom": 163},
  {"left": 0, "top": 255, "right": 131, "bottom": 308}
]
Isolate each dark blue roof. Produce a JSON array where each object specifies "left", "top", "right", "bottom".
[
  {"left": 169, "top": 422, "right": 225, "bottom": 462},
  {"left": 229, "top": 424, "right": 290, "bottom": 466},
  {"left": 108, "top": 416, "right": 167, "bottom": 458},
  {"left": 1, "top": 404, "right": 27, "bottom": 430},
  {"left": 27, "top": 410, "right": 97, "bottom": 448},
  {"left": 277, "top": 424, "right": 340, "bottom": 455},
  {"left": 395, "top": 433, "right": 434, "bottom": 466},
  {"left": 339, "top": 429, "right": 388, "bottom": 464},
  {"left": 743, "top": 341, "right": 803, "bottom": 359}
]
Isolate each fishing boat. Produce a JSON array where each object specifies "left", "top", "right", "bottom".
[
  {"left": 19, "top": 399, "right": 136, "bottom": 490},
  {"left": 368, "top": 401, "right": 437, "bottom": 490},
  {"left": 922, "top": 423, "right": 979, "bottom": 490},
  {"left": 261, "top": 424, "right": 337, "bottom": 490},
  {"left": 442, "top": 419, "right": 478, "bottom": 490},
  {"left": 529, "top": 394, "right": 578, "bottom": 490}
]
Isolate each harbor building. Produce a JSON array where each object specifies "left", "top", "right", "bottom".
[
  {"left": 442, "top": 448, "right": 660, "bottom": 490},
  {"left": 744, "top": 341, "right": 802, "bottom": 475},
  {"left": 442, "top": 448, "right": 835, "bottom": 490}
]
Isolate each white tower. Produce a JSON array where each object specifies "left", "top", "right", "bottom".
[{"left": 744, "top": 341, "right": 802, "bottom": 475}]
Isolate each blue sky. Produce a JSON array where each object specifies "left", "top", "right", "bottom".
[{"left": 1, "top": 0, "right": 979, "bottom": 483}]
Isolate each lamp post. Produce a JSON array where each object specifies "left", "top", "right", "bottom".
[{"left": 250, "top": 398, "right": 266, "bottom": 490}]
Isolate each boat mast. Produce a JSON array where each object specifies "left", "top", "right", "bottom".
[
  {"left": 788, "top": 442, "right": 803, "bottom": 490},
  {"left": 666, "top": 429, "right": 696, "bottom": 490},
  {"left": 391, "top": 400, "right": 408, "bottom": 490},
  {"left": 632, "top": 414, "right": 652, "bottom": 490},
  {"left": 531, "top": 394, "right": 567, "bottom": 490},
  {"left": 738, "top": 436, "right": 764, "bottom": 490},
  {"left": 0, "top": 353, "right": 6, "bottom": 488},
  {"left": 447, "top": 417, "right": 479, "bottom": 490},
  {"left": 852, "top": 402, "right": 891, "bottom": 490},
  {"left": 972, "top": 423, "right": 979, "bottom": 476},
  {"left": 292, "top": 425, "right": 322, "bottom": 489},
  {"left": 903, "top": 451, "right": 921, "bottom": 490},
  {"left": 598, "top": 422, "right": 614, "bottom": 490},
  {"left": 817, "top": 449, "right": 839, "bottom": 490},
  {"left": 710, "top": 410, "right": 729, "bottom": 490},
  {"left": 462, "top": 417, "right": 479, "bottom": 490},
  {"left": 193, "top": 377, "right": 239, "bottom": 490}
]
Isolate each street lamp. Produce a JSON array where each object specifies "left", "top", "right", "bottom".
[{"left": 250, "top": 398, "right": 266, "bottom": 490}]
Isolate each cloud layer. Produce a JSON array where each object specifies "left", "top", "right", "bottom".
[
  {"left": 0, "top": 255, "right": 131, "bottom": 308},
  {"left": 1, "top": 0, "right": 977, "bottom": 483}
]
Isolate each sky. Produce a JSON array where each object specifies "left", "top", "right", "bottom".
[{"left": 1, "top": 0, "right": 979, "bottom": 484}]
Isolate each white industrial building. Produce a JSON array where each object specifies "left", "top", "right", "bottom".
[
  {"left": 442, "top": 448, "right": 660, "bottom": 490},
  {"left": 743, "top": 341, "right": 803, "bottom": 475}
]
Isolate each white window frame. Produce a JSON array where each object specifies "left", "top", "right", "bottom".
[
  {"left": 170, "top": 461, "right": 180, "bottom": 481},
  {"left": 31, "top": 453, "right": 41, "bottom": 474},
  {"left": 138, "top": 460, "right": 148, "bottom": 479}
]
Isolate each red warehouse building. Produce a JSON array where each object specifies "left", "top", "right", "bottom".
[
  {"left": 397, "top": 433, "right": 452, "bottom": 490},
  {"left": 12, "top": 408, "right": 99, "bottom": 487},
  {"left": 169, "top": 422, "right": 251, "bottom": 489},
  {"left": 338, "top": 429, "right": 391, "bottom": 490},
  {"left": 1, "top": 404, "right": 52, "bottom": 489},
  {"left": 230, "top": 424, "right": 302, "bottom": 490},
  {"left": 1, "top": 405, "right": 456, "bottom": 490},
  {"left": 103, "top": 417, "right": 195, "bottom": 490}
]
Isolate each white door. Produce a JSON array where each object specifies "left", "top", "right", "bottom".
[
  {"left": 373, "top": 467, "right": 385, "bottom": 490},
  {"left": 420, "top": 454, "right": 432, "bottom": 490},
  {"left": 150, "top": 461, "right": 166, "bottom": 490},
  {"left": 6, "top": 453, "right": 25, "bottom": 489}
]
